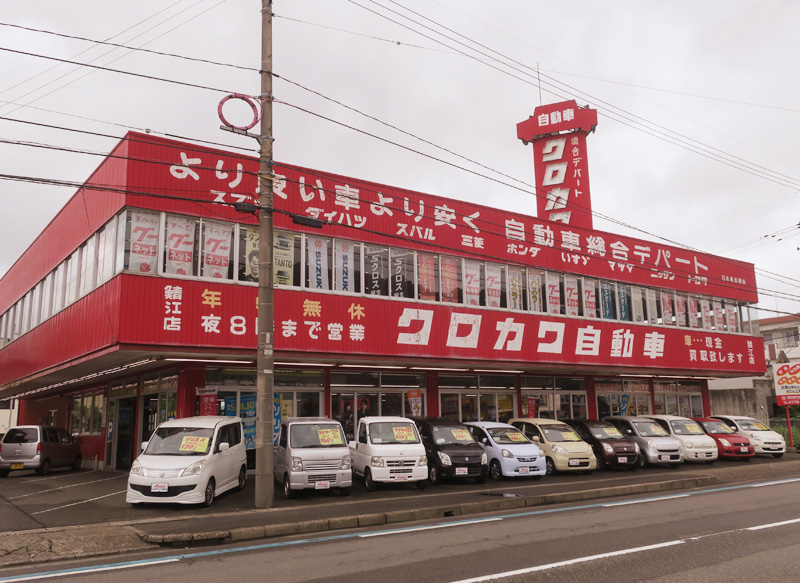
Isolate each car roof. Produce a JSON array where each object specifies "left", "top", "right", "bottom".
[
  {"left": 711, "top": 415, "right": 754, "bottom": 420},
  {"left": 604, "top": 416, "right": 655, "bottom": 423},
  {"left": 359, "top": 416, "right": 414, "bottom": 424},
  {"left": 157, "top": 416, "right": 241, "bottom": 429},
  {"left": 646, "top": 415, "right": 693, "bottom": 422},
  {"left": 463, "top": 421, "right": 517, "bottom": 429},
  {"left": 284, "top": 417, "right": 340, "bottom": 424},
  {"left": 509, "top": 417, "right": 570, "bottom": 426}
]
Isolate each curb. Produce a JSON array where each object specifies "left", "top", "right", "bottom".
[{"left": 140, "top": 475, "right": 718, "bottom": 546}]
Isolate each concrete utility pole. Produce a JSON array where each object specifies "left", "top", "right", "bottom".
[{"left": 254, "top": 0, "right": 275, "bottom": 509}]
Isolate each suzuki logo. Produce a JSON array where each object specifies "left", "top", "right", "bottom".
[
  {"left": 159, "top": 472, "right": 165, "bottom": 478},
  {"left": 465, "top": 457, "right": 469, "bottom": 462}
]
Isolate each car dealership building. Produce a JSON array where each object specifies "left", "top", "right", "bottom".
[{"left": 0, "top": 102, "right": 766, "bottom": 469}]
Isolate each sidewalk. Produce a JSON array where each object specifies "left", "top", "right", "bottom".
[{"left": 2, "top": 455, "right": 799, "bottom": 569}]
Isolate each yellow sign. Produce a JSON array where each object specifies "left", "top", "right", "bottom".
[
  {"left": 318, "top": 428, "right": 343, "bottom": 445},
  {"left": 451, "top": 429, "right": 472, "bottom": 442},
  {"left": 507, "top": 432, "right": 526, "bottom": 442},
  {"left": 393, "top": 426, "right": 415, "bottom": 441},
  {"left": 179, "top": 436, "right": 210, "bottom": 453}
]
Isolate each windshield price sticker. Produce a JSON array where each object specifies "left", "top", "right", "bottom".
[
  {"left": 605, "top": 427, "right": 622, "bottom": 438},
  {"left": 318, "top": 428, "right": 343, "bottom": 445},
  {"left": 451, "top": 429, "right": 472, "bottom": 442},
  {"left": 179, "top": 436, "right": 210, "bottom": 452},
  {"left": 649, "top": 425, "right": 668, "bottom": 436},
  {"left": 393, "top": 426, "right": 415, "bottom": 441},
  {"left": 561, "top": 431, "right": 581, "bottom": 441},
  {"left": 685, "top": 423, "right": 702, "bottom": 434},
  {"left": 507, "top": 432, "right": 526, "bottom": 442}
]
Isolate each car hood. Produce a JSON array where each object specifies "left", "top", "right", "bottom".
[
  {"left": 489, "top": 442, "right": 542, "bottom": 456},
  {"left": 436, "top": 443, "right": 484, "bottom": 455},
  {"left": 135, "top": 454, "right": 208, "bottom": 470},
  {"left": 543, "top": 440, "right": 592, "bottom": 454}
]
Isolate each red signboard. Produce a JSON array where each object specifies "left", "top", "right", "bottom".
[{"left": 122, "top": 133, "right": 758, "bottom": 304}]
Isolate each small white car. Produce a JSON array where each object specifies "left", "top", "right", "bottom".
[
  {"left": 464, "top": 421, "right": 546, "bottom": 480},
  {"left": 126, "top": 416, "right": 247, "bottom": 507},
  {"left": 710, "top": 415, "right": 786, "bottom": 457},
  {"left": 349, "top": 416, "right": 427, "bottom": 491},
  {"left": 646, "top": 415, "right": 718, "bottom": 463}
]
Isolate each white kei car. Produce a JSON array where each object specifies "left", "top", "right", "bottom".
[{"left": 464, "top": 421, "right": 546, "bottom": 480}]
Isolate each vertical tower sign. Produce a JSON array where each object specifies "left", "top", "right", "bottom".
[{"left": 517, "top": 100, "right": 598, "bottom": 230}]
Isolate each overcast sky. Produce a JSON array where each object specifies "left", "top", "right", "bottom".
[{"left": 1, "top": 1, "right": 798, "bottom": 317}]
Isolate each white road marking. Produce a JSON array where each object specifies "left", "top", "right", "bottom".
[
  {"left": 747, "top": 517, "right": 800, "bottom": 531},
  {"left": 30, "top": 490, "right": 126, "bottom": 515},
  {"left": 0, "top": 558, "right": 179, "bottom": 582},
  {"left": 359, "top": 517, "right": 502, "bottom": 537},
  {"left": 10, "top": 475, "right": 126, "bottom": 500},
  {"left": 601, "top": 494, "right": 690, "bottom": 507},
  {"left": 750, "top": 477, "right": 800, "bottom": 488}
]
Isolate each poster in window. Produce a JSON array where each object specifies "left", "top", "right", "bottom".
[
  {"left": 507, "top": 268, "right": 523, "bottom": 310},
  {"left": 675, "top": 294, "right": 688, "bottom": 327},
  {"left": 564, "top": 274, "right": 580, "bottom": 316},
  {"left": 527, "top": 271, "right": 543, "bottom": 312},
  {"left": 334, "top": 239, "right": 355, "bottom": 292},
  {"left": 130, "top": 210, "right": 159, "bottom": 273},
  {"left": 307, "top": 236, "right": 330, "bottom": 290},
  {"left": 660, "top": 291, "right": 674, "bottom": 325},
  {"left": 687, "top": 296, "right": 700, "bottom": 328},
  {"left": 274, "top": 232, "right": 294, "bottom": 286},
  {"left": 618, "top": 285, "right": 630, "bottom": 321},
  {"left": 726, "top": 305, "right": 739, "bottom": 333},
  {"left": 485, "top": 263, "right": 502, "bottom": 308},
  {"left": 364, "top": 245, "right": 387, "bottom": 295},
  {"left": 441, "top": 256, "right": 459, "bottom": 303},
  {"left": 700, "top": 299, "right": 713, "bottom": 330},
  {"left": 464, "top": 260, "right": 481, "bottom": 306},
  {"left": 390, "top": 250, "right": 413, "bottom": 298},
  {"left": 600, "top": 281, "right": 616, "bottom": 319},
  {"left": 165, "top": 215, "right": 195, "bottom": 275},
  {"left": 241, "top": 226, "right": 259, "bottom": 282},
  {"left": 545, "top": 272, "right": 561, "bottom": 314},
  {"left": 583, "top": 278, "right": 597, "bottom": 318},
  {"left": 202, "top": 221, "right": 232, "bottom": 279},
  {"left": 418, "top": 252, "right": 437, "bottom": 301},
  {"left": 630, "top": 286, "right": 644, "bottom": 323},
  {"left": 713, "top": 300, "right": 726, "bottom": 331},
  {"left": 646, "top": 288, "right": 658, "bottom": 325}
]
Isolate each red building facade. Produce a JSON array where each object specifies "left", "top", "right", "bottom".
[{"left": 0, "top": 127, "right": 765, "bottom": 469}]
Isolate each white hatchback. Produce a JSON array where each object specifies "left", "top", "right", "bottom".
[
  {"left": 464, "top": 421, "right": 546, "bottom": 480},
  {"left": 646, "top": 415, "right": 718, "bottom": 463},
  {"left": 710, "top": 415, "right": 786, "bottom": 457},
  {"left": 126, "top": 416, "right": 248, "bottom": 507}
]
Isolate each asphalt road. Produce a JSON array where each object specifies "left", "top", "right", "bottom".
[{"left": 3, "top": 474, "right": 799, "bottom": 583}]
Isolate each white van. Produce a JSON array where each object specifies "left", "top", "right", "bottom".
[
  {"left": 274, "top": 417, "right": 352, "bottom": 498},
  {"left": 646, "top": 415, "right": 718, "bottom": 463},
  {"left": 349, "top": 416, "right": 428, "bottom": 490},
  {"left": 710, "top": 415, "right": 786, "bottom": 457},
  {"left": 126, "top": 416, "right": 247, "bottom": 507}
]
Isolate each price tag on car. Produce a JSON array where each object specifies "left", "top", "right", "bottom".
[
  {"left": 151, "top": 483, "right": 168, "bottom": 493},
  {"left": 314, "top": 481, "right": 330, "bottom": 490},
  {"left": 455, "top": 467, "right": 468, "bottom": 475}
]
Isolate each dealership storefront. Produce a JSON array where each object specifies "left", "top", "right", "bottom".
[{"left": 0, "top": 103, "right": 766, "bottom": 469}]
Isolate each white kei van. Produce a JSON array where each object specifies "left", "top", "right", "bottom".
[
  {"left": 349, "top": 416, "right": 428, "bottom": 490},
  {"left": 274, "top": 417, "right": 352, "bottom": 498}
]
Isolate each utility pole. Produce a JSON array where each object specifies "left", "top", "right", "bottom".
[{"left": 254, "top": 0, "right": 275, "bottom": 508}]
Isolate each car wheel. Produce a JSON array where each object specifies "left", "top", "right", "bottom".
[
  {"left": 339, "top": 487, "right": 351, "bottom": 496},
  {"left": 237, "top": 466, "right": 247, "bottom": 490},
  {"left": 364, "top": 468, "right": 378, "bottom": 492},
  {"left": 773, "top": 453, "right": 784, "bottom": 458},
  {"left": 283, "top": 473, "right": 293, "bottom": 499},
  {"left": 72, "top": 456, "right": 82, "bottom": 472},
  {"left": 638, "top": 454, "right": 647, "bottom": 469},
  {"left": 203, "top": 478, "right": 215, "bottom": 507},
  {"left": 415, "top": 480, "right": 427, "bottom": 491},
  {"left": 595, "top": 456, "right": 606, "bottom": 471},
  {"left": 0, "top": 470, "right": 9, "bottom": 478},
  {"left": 489, "top": 460, "right": 503, "bottom": 481},
  {"left": 36, "top": 459, "right": 51, "bottom": 476},
  {"left": 428, "top": 465, "right": 441, "bottom": 485},
  {"left": 545, "top": 457, "right": 556, "bottom": 476}
]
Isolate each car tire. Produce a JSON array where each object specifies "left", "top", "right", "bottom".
[
  {"left": 364, "top": 468, "right": 378, "bottom": 492},
  {"left": 415, "top": 480, "right": 427, "bottom": 491},
  {"left": 545, "top": 457, "right": 556, "bottom": 476},
  {"left": 0, "top": 470, "right": 9, "bottom": 478},
  {"left": 773, "top": 453, "right": 784, "bottom": 458},
  {"left": 283, "top": 473, "right": 293, "bottom": 499},
  {"left": 595, "top": 456, "right": 606, "bottom": 471},
  {"left": 72, "top": 456, "right": 82, "bottom": 472},
  {"left": 237, "top": 465, "right": 247, "bottom": 491},
  {"left": 203, "top": 478, "right": 215, "bottom": 507},
  {"left": 36, "top": 459, "right": 51, "bottom": 476},
  {"left": 339, "top": 487, "right": 351, "bottom": 496},
  {"left": 428, "top": 465, "right": 441, "bottom": 485},
  {"left": 489, "top": 460, "right": 503, "bottom": 481},
  {"left": 638, "top": 454, "right": 647, "bottom": 469}
]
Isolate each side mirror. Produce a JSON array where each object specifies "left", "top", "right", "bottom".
[
  {"left": 531, "top": 435, "right": 540, "bottom": 442},
  {"left": 140, "top": 441, "right": 148, "bottom": 451},
  {"left": 219, "top": 442, "right": 230, "bottom": 452},
  {"left": 481, "top": 437, "right": 489, "bottom": 445}
]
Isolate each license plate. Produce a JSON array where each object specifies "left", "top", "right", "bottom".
[
  {"left": 740, "top": 447, "right": 749, "bottom": 452},
  {"left": 11, "top": 463, "right": 23, "bottom": 470},
  {"left": 314, "top": 481, "right": 330, "bottom": 490},
  {"left": 394, "top": 474, "right": 408, "bottom": 481},
  {"left": 659, "top": 455, "right": 670, "bottom": 462},
  {"left": 151, "top": 482, "right": 168, "bottom": 493},
  {"left": 697, "top": 452, "right": 706, "bottom": 458},
  {"left": 455, "top": 467, "right": 468, "bottom": 476},
  {"left": 519, "top": 467, "right": 529, "bottom": 474},
  {"left": 617, "top": 457, "right": 627, "bottom": 464}
]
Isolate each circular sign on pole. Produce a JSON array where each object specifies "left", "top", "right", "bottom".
[{"left": 218, "top": 93, "right": 262, "bottom": 131}]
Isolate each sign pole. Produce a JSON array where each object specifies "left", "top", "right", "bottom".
[{"left": 786, "top": 405, "right": 794, "bottom": 449}]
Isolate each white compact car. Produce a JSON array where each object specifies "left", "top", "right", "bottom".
[
  {"left": 646, "top": 415, "right": 718, "bottom": 463},
  {"left": 464, "top": 421, "right": 546, "bottom": 480},
  {"left": 126, "top": 416, "right": 247, "bottom": 507},
  {"left": 710, "top": 415, "right": 786, "bottom": 457}
]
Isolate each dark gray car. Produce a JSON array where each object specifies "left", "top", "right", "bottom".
[{"left": 0, "top": 426, "right": 82, "bottom": 477}]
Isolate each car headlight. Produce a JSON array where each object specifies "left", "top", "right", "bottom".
[
  {"left": 418, "top": 456, "right": 427, "bottom": 466},
  {"left": 751, "top": 434, "right": 762, "bottom": 441},
  {"left": 719, "top": 439, "right": 731, "bottom": 447},
  {"left": 370, "top": 456, "right": 385, "bottom": 467},
  {"left": 130, "top": 460, "right": 143, "bottom": 476},
  {"left": 291, "top": 456, "right": 303, "bottom": 471},
  {"left": 341, "top": 455, "right": 351, "bottom": 470},
  {"left": 602, "top": 443, "right": 614, "bottom": 454},
  {"left": 182, "top": 459, "right": 206, "bottom": 477},
  {"left": 501, "top": 449, "right": 514, "bottom": 459},
  {"left": 481, "top": 452, "right": 488, "bottom": 465},
  {"left": 647, "top": 439, "right": 657, "bottom": 450},
  {"left": 552, "top": 445, "right": 567, "bottom": 454},
  {"left": 438, "top": 451, "right": 452, "bottom": 466},
  {"left": 633, "top": 443, "right": 640, "bottom": 453},
  {"left": 685, "top": 441, "right": 694, "bottom": 449}
]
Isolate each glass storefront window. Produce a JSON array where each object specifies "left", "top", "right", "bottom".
[
  {"left": 200, "top": 221, "right": 234, "bottom": 280},
  {"left": 441, "top": 393, "right": 459, "bottom": 420},
  {"left": 334, "top": 239, "right": 361, "bottom": 293}
]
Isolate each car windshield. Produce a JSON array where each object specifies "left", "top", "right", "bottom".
[
  {"left": 669, "top": 420, "right": 705, "bottom": 435},
  {"left": 145, "top": 427, "right": 214, "bottom": 456},
  {"left": 291, "top": 423, "right": 346, "bottom": 448},
  {"left": 587, "top": 424, "right": 625, "bottom": 440},
  {"left": 632, "top": 422, "right": 669, "bottom": 437},
  {"left": 737, "top": 419, "right": 770, "bottom": 431},
  {"left": 2, "top": 428, "right": 38, "bottom": 444},
  {"left": 541, "top": 426, "right": 581, "bottom": 443},
  {"left": 487, "top": 427, "right": 530, "bottom": 444},
  {"left": 699, "top": 421, "right": 735, "bottom": 434},
  {"left": 369, "top": 422, "right": 420, "bottom": 444},
  {"left": 432, "top": 425, "right": 475, "bottom": 445}
]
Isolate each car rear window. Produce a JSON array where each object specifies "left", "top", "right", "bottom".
[{"left": 3, "top": 428, "right": 39, "bottom": 444}]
